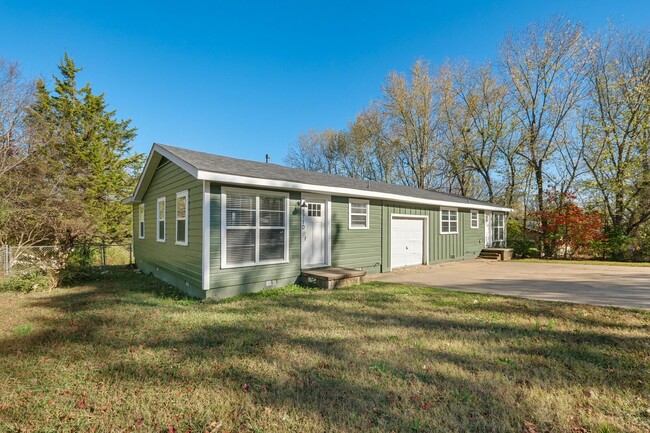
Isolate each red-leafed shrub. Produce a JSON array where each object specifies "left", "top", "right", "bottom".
[{"left": 537, "top": 191, "right": 606, "bottom": 258}]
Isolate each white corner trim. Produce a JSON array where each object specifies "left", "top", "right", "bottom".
[
  {"left": 196, "top": 170, "right": 511, "bottom": 212},
  {"left": 202, "top": 181, "right": 210, "bottom": 291}
]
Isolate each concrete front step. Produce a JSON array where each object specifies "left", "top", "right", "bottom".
[
  {"left": 477, "top": 248, "right": 514, "bottom": 261},
  {"left": 300, "top": 267, "right": 367, "bottom": 289}
]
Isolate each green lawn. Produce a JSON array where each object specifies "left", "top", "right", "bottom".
[{"left": 1, "top": 269, "right": 649, "bottom": 433}]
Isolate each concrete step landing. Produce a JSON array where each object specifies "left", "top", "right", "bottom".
[
  {"left": 301, "top": 267, "right": 367, "bottom": 289},
  {"left": 478, "top": 248, "right": 514, "bottom": 261}
]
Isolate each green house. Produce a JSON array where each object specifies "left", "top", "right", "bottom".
[{"left": 123, "top": 144, "right": 511, "bottom": 299}]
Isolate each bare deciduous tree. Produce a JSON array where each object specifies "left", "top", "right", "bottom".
[
  {"left": 500, "top": 17, "right": 589, "bottom": 252},
  {"left": 582, "top": 27, "right": 650, "bottom": 237}
]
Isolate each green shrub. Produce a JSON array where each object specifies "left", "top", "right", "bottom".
[
  {"left": 0, "top": 272, "right": 53, "bottom": 293},
  {"left": 507, "top": 219, "right": 539, "bottom": 258},
  {"left": 58, "top": 244, "right": 99, "bottom": 285}
]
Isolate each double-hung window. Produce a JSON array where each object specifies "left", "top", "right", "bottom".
[
  {"left": 440, "top": 208, "right": 458, "bottom": 234},
  {"left": 157, "top": 197, "right": 166, "bottom": 242},
  {"left": 222, "top": 188, "right": 289, "bottom": 267},
  {"left": 138, "top": 204, "right": 145, "bottom": 239},
  {"left": 470, "top": 210, "right": 479, "bottom": 229},
  {"left": 175, "top": 191, "right": 189, "bottom": 246},
  {"left": 349, "top": 199, "right": 369, "bottom": 229},
  {"left": 493, "top": 213, "right": 505, "bottom": 242}
]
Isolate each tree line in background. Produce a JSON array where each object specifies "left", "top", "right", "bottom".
[
  {"left": 0, "top": 54, "right": 142, "bottom": 287},
  {"left": 285, "top": 17, "right": 650, "bottom": 261}
]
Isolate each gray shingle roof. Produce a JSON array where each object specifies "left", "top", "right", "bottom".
[{"left": 157, "top": 143, "right": 503, "bottom": 208}]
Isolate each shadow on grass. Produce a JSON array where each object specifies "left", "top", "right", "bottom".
[{"left": 1, "top": 270, "right": 649, "bottom": 432}]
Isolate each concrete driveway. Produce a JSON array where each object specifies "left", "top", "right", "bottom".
[{"left": 369, "top": 260, "right": 650, "bottom": 310}]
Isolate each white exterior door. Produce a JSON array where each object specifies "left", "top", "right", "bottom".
[
  {"left": 391, "top": 217, "right": 424, "bottom": 269},
  {"left": 484, "top": 211, "right": 493, "bottom": 247},
  {"left": 302, "top": 199, "right": 327, "bottom": 268}
]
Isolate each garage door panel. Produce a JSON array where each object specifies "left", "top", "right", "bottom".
[{"left": 391, "top": 218, "right": 424, "bottom": 269}]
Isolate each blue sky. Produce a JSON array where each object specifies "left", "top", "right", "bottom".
[{"left": 1, "top": 1, "right": 648, "bottom": 163}]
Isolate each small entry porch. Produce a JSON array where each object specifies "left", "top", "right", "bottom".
[
  {"left": 478, "top": 248, "right": 514, "bottom": 261},
  {"left": 300, "top": 267, "right": 367, "bottom": 289}
]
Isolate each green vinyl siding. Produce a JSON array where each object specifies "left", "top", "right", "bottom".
[
  {"left": 381, "top": 203, "right": 484, "bottom": 270},
  {"left": 330, "top": 196, "right": 382, "bottom": 274},
  {"left": 462, "top": 209, "right": 485, "bottom": 259},
  {"left": 207, "top": 184, "right": 301, "bottom": 299},
  {"left": 132, "top": 159, "right": 203, "bottom": 297}
]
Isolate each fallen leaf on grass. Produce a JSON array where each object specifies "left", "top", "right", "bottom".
[
  {"left": 241, "top": 384, "right": 250, "bottom": 393},
  {"left": 522, "top": 421, "right": 537, "bottom": 433},
  {"left": 205, "top": 420, "right": 222, "bottom": 433}
]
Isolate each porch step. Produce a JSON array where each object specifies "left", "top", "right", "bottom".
[
  {"left": 300, "top": 267, "right": 367, "bottom": 289},
  {"left": 478, "top": 248, "right": 514, "bottom": 261},
  {"left": 478, "top": 250, "right": 501, "bottom": 260}
]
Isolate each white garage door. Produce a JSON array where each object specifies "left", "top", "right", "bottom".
[{"left": 391, "top": 217, "right": 424, "bottom": 269}]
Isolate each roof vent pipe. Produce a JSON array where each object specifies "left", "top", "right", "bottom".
[{"left": 265, "top": 154, "right": 270, "bottom": 163}]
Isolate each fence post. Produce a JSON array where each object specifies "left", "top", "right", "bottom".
[
  {"left": 7, "top": 245, "right": 12, "bottom": 276},
  {"left": 129, "top": 243, "right": 132, "bottom": 266},
  {"left": 3, "top": 245, "right": 8, "bottom": 276},
  {"left": 102, "top": 244, "right": 106, "bottom": 268}
]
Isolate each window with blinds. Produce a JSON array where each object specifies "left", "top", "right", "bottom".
[
  {"left": 349, "top": 199, "right": 369, "bottom": 229},
  {"left": 223, "top": 189, "right": 288, "bottom": 267},
  {"left": 440, "top": 208, "right": 458, "bottom": 234}
]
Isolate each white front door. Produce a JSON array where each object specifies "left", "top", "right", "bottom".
[
  {"left": 484, "top": 211, "right": 493, "bottom": 247},
  {"left": 391, "top": 217, "right": 424, "bottom": 269},
  {"left": 302, "top": 199, "right": 327, "bottom": 268}
]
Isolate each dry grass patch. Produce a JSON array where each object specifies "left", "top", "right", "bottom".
[{"left": 0, "top": 268, "right": 648, "bottom": 432}]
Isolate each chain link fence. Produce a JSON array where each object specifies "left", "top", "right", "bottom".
[{"left": 0, "top": 244, "right": 132, "bottom": 278}]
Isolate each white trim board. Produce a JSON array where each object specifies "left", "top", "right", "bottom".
[
  {"left": 202, "top": 181, "right": 210, "bottom": 291},
  {"left": 197, "top": 170, "right": 511, "bottom": 212},
  {"left": 125, "top": 144, "right": 512, "bottom": 213}
]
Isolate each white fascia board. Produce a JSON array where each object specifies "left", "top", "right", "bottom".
[
  {"left": 196, "top": 170, "right": 512, "bottom": 212},
  {"left": 129, "top": 144, "right": 199, "bottom": 203}
]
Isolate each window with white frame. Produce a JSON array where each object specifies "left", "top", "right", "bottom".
[
  {"left": 176, "top": 191, "right": 188, "bottom": 245},
  {"left": 493, "top": 213, "right": 505, "bottom": 242},
  {"left": 470, "top": 209, "right": 479, "bottom": 229},
  {"left": 349, "top": 199, "right": 369, "bottom": 229},
  {"left": 440, "top": 208, "right": 458, "bottom": 234},
  {"left": 138, "top": 204, "right": 145, "bottom": 239},
  {"left": 223, "top": 189, "right": 289, "bottom": 267},
  {"left": 156, "top": 197, "right": 166, "bottom": 242}
]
